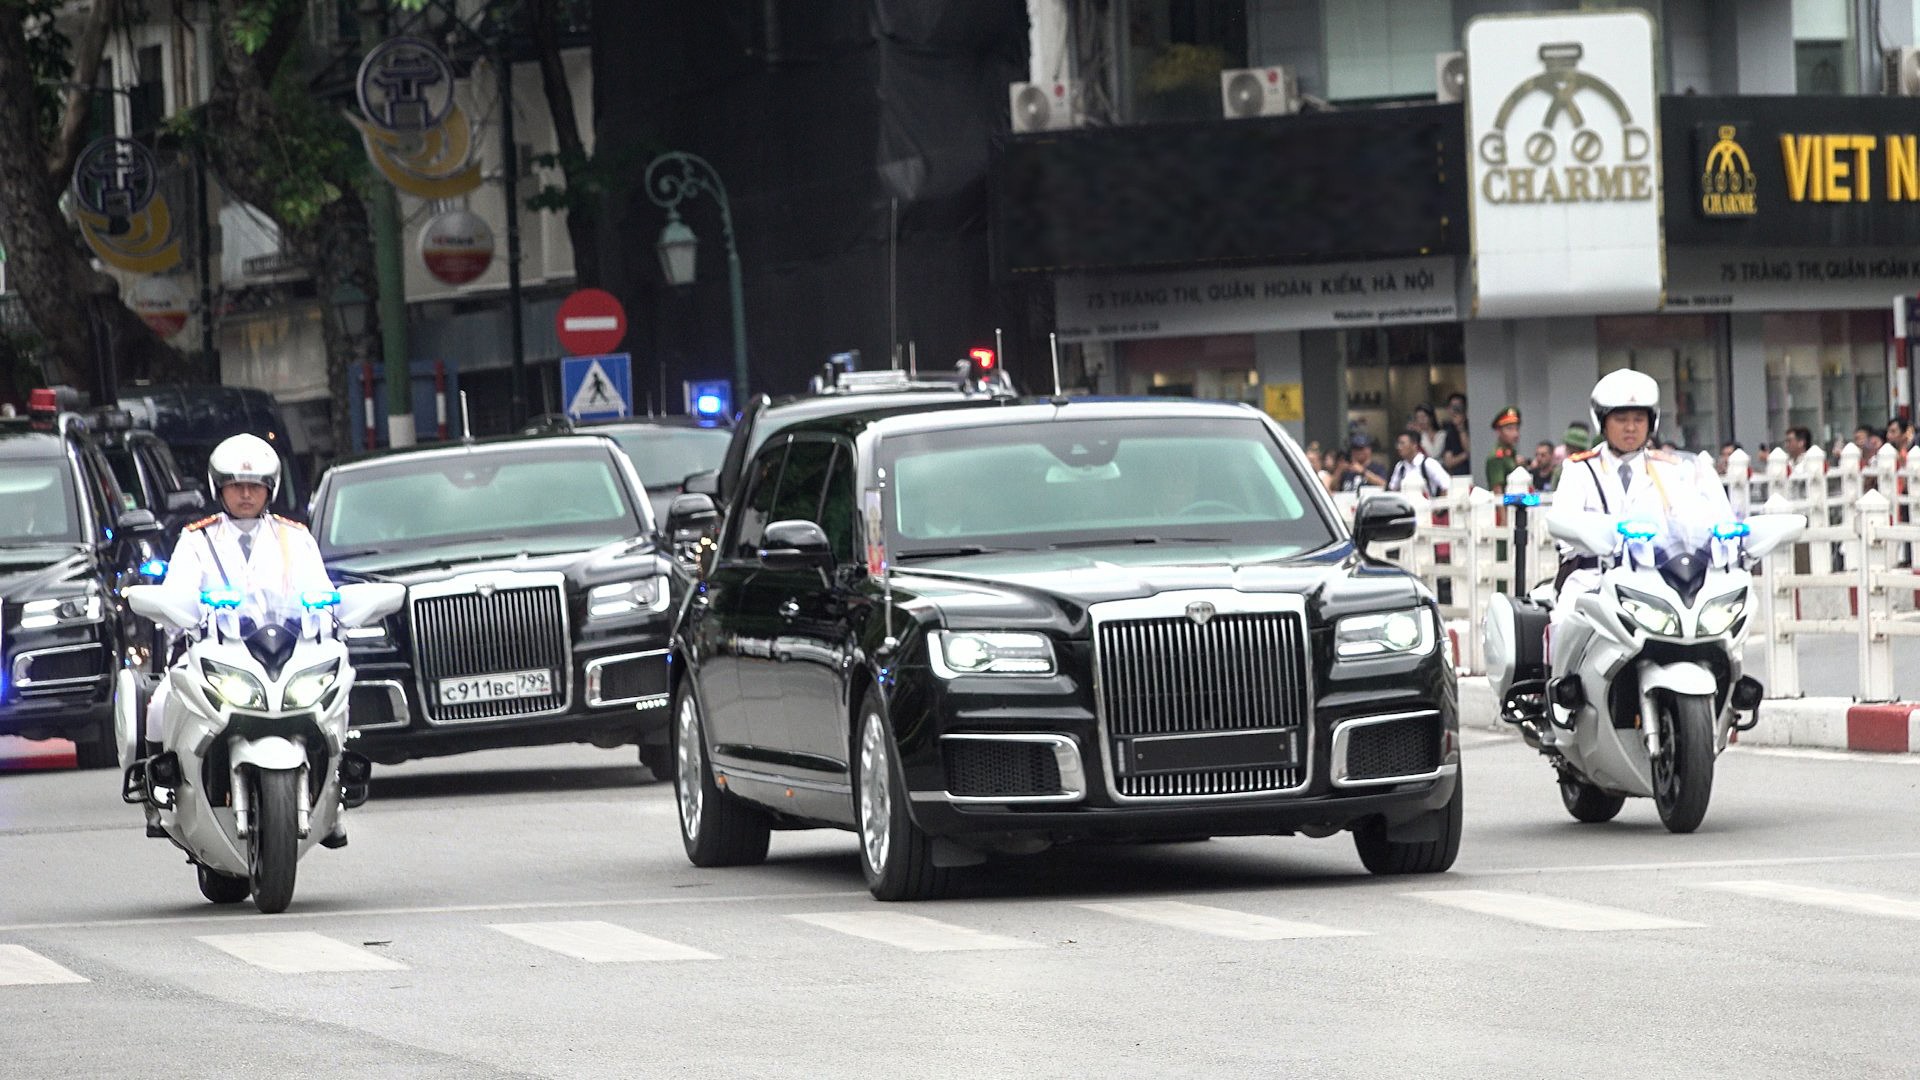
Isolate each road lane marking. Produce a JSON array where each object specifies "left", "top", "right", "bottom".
[
  {"left": 788, "top": 912, "right": 1038, "bottom": 952},
  {"left": 1082, "top": 900, "right": 1367, "bottom": 941},
  {"left": 0, "top": 945, "right": 88, "bottom": 986},
  {"left": 197, "top": 932, "right": 408, "bottom": 973},
  {"left": 1404, "top": 889, "right": 1704, "bottom": 931},
  {"left": 490, "top": 921, "right": 718, "bottom": 962},
  {"left": 1701, "top": 880, "right": 1920, "bottom": 920},
  {"left": 1453, "top": 851, "right": 1920, "bottom": 879},
  {"left": 1727, "top": 746, "right": 1920, "bottom": 766}
]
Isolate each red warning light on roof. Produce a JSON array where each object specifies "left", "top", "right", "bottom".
[
  {"left": 28, "top": 388, "right": 57, "bottom": 414},
  {"left": 968, "top": 347, "right": 996, "bottom": 371}
]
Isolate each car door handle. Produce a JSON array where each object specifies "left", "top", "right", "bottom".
[{"left": 778, "top": 598, "right": 801, "bottom": 619}]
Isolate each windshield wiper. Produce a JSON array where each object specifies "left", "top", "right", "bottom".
[
  {"left": 893, "top": 545, "right": 1021, "bottom": 559},
  {"left": 1048, "top": 536, "right": 1233, "bottom": 550}
]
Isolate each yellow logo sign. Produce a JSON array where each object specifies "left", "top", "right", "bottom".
[{"left": 1701, "top": 125, "right": 1757, "bottom": 217}]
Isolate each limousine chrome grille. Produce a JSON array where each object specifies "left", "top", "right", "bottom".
[
  {"left": 410, "top": 572, "right": 571, "bottom": 724},
  {"left": 1091, "top": 593, "right": 1313, "bottom": 801}
]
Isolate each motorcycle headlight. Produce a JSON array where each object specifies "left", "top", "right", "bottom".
[
  {"left": 588, "top": 576, "right": 670, "bottom": 620},
  {"left": 19, "top": 593, "right": 103, "bottom": 629},
  {"left": 1617, "top": 586, "right": 1681, "bottom": 636},
  {"left": 928, "top": 630, "right": 1056, "bottom": 677},
  {"left": 1335, "top": 608, "right": 1435, "bottom": 659},
  {"left": 282, "top": 660, "right": 342, "bottom": 710},
  {"left": 1697, "top": 587, "right": 1749, "bottom": 637},
  {"left": 200, "top": 659, "right": 267, "bottom": 710}
]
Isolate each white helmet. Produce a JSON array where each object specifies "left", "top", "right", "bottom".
[
  {"left": 207, "top": 433, "right": 282, "bottom": 504},
  {"left": 1589, "top": 368, "right": 1661, "bottom": 440}
]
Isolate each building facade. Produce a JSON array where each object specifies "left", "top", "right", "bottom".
[{"left": 1004, "top": 0, "right": 1920, "bottom": 466}]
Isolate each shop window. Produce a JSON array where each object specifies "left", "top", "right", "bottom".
[
  {"left": 1763, "top": 311, "right": 1887, "bottom": 449},
  {"left": 1597, "top": 315, "right": 1727, "bottom": 452},
  {"left": 1117, "top": 335, "right": 1259, "bottom": 404},
  {"left": 1126, "top": 0, "right": 1249, "bottom": 123},
  {"left": 1323, "top": 0, "right": 1452, "bottom": 101},
  {"left": 1793, "top": 0, "right": 1855, "bottom": 93},
  {"left": 1341, "top": 322, "right": 1463, "bottom": 444}
]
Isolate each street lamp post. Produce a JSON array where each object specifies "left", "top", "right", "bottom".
[{"left": 644, "top": 152, "right": 750, "bottom": 402}]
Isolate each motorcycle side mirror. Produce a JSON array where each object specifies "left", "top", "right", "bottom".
[
  {"left": 1742, "top": 513, "right": 1808, "bottom": 562},
  {"left": 124, "top": 584, "right": 202, "bottom": 632},
  {"left": 1546, "top": 511, "right": 1623, "bottom": 559},
  {"left": 1352, "top": 494, "right": 1416, "bottom": 551},
  {"left": 337, "top": 582, "right": 406, "bottom": 629}
]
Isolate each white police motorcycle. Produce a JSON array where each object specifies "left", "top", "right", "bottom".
[
  {"left": 116, "top": 582, "right": 404, "bottom": 913},
  {"left": 1485, "top": 498, "right": 1804, "bottom": 833}
]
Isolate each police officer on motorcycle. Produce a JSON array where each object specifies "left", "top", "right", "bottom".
[
  {"left": 147, "top": 435, "right": 352, "bottom": 845},
  {"left": 1549, "top": 369, "right": 1735, "bottom": 626}
]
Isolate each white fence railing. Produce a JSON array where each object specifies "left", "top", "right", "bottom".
[{"left": 1334, "top": 444, "right": 1920, "bottom": 700}]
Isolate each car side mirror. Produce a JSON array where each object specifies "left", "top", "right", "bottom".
[
  {"left": 681, "top": 470, "right": 720, "bottom": 497},
  {"left": 1351, "top": 494, "right": 1416, "bottom": 551},
  {"left": 164, "top": 489, "right": 206, "bottom": 514},
  {"left": 758, "top": 519, "right": 833, "bottom": 571},
  {"left": 116, "top": 509, "right": 163, "bottom": 534},
  {"left": 667, "top": 493, "right": 719, "bottom": 537},
  {"left": 336, "top": 582, "right": 407, "bottom": 629}
]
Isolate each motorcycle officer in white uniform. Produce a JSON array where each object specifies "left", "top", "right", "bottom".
[
  {"left": 146, "top": 435, "right": 348, "bottom": 845},
  {"left": 1548, "top": 369, "right": 1735, "bottom": 635}
]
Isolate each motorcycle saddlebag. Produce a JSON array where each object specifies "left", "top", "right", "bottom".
[{"left": 1484, "top": 593, "right": 1551, "bottom": 696}]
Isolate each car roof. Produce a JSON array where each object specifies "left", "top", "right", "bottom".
[
  {"left": 574, "top": 416, "right": 732, "bottom": 434},
  {"left": 324, "top": 434, "right": 626, "bottom": 478},
  {"left": 0, "top": 425, "right": 70, "bottom": 460},
  {"left": 795, "top": 397, "right": 1271, "bottom": 441}
]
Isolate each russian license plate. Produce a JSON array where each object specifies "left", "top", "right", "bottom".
[
  {"left": 1126, "top": 730, "right": 1297, "bottom": 776},
  {"left": 437, "top": 669, "right": 553, "bottom": 705}
]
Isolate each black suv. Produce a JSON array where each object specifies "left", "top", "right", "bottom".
[
  {"left": 90, "top": 411, "right": 210, "bottom": 544},
  {"left": 522, "top": 414, "right": 733, "bottom": 526},
  {"left": 0, "top": 401, "right": 164, "bottom": 767},
  {"left": 308, "top": 434, "right": 684, "bottom": 774},
  {"left": 669, "top": 398, "right": 1461, "bottom": 899}
]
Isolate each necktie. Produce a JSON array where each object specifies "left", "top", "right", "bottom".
[
  {"left": 239, "top": 530, "right": 253, "bottom": 560},
  {"left": 1618, "top": 461, "right": 1633, "bottom": 492}
]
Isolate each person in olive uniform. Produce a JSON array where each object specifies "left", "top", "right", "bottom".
[{"left": 1485, "top": 405, "right": 1523, "bottom": 491}]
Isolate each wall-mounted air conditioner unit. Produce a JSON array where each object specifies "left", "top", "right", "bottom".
[
  {"left": 1885, "top": 47, "right": 1920, "bottom": 96},
  {"left": 1436, "top": 52, "right": 1467, "bottom": 104},
  {"left": 1220, "top": 67, "right": 1298, "bottom": 118},
  {"left": 1009, "top": 80, "right": 1082, "bottom": 133}
]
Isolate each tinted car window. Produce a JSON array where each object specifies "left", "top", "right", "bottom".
[
  {"left": 770, "top": 439, "right": 834, "bottom": 525},
  {"left": 103, "top": 448, "right": 149, "bottom": 509},
  {"left": 606, "top": 427, "right": 733, "bottom": 488},
  {"left": 321, "top": 447, "right": 642, "bottom": 555},
  {"left": 0, "top": 461, "right": 82, "bottom": 542},
  {"left": 819, "top": 444, "right": 857, "bottom": 564},
  {"left": 880, "top": 417, "right": 1333, "bottom": 554},
  {"left": 730, "top": 439, "right": 788, "bottom": 558}
]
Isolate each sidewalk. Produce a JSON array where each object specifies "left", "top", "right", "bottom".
[{"left": 0, "top": 736, "right": 76, "bottom": 771}]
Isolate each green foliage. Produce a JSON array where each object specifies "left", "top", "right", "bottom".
[{"left": 263, "top": 69, "right": 363, "bottom": 229}]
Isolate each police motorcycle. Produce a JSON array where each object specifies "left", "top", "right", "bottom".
[
  {"left": 115, "top": 581, "right": 404, "bottom": 913},
  {"left": 1485, "top": 496, "right": 1804, "bottom": 833}
]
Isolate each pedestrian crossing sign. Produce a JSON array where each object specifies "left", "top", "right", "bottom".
[{"left": 562, "top": 353, "right": 631, "bottom": 421}]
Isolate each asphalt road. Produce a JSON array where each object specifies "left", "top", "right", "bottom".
[{"left": 2, "top": 735, "right": 1917, "bottom": 1079}]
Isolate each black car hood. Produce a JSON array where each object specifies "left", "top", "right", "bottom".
[
  {"left": 893, "top": 543, "right": 1425, "bottom": 630},
  {"left": 0, "top": 546, "right": 93, "bottom": 602},
  {"left": 329, "top": 537, "right": 667, "bottom": 591}
]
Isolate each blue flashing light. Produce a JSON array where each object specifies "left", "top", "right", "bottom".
[
  {"left": 687, "top": 379, "right": 731, "bottom": 420},
  {"left": 1712, "top": 521, "right": 1751, "bottom": 540},
  {"left": 300, "top": 589, "right": 342, "bottom": 609},
  {"left": 695, "top": 394, "right": 722, "bottom": 416},
  {"left": 1501, "top": 493, "right": 1541, "bottom": 507},
  {"left": 201, "top": 588, "right": 244, "bottom": 610},
  {"left": 1617, "top": 520, "right": 1660, "bottom": 541},
  {"left": 139, "top": 558, "right": 168, "bottom": 578}
]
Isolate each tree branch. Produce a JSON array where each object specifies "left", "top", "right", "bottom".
[{"left": 46, "top": 0, "right": 118, "bottom": 184}]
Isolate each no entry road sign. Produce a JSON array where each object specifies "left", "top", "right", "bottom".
[{"left": 556, "top": 288, "right": 627, "bottom": 356}]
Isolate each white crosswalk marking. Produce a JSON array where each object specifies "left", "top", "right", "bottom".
[
  {"left": 491, "top": 921, "right": 719, "bottom": 963},
  {"left": 1082, "top": 900, "right": 1368, "bottom": 941},
  {"left": 198, "top": 932, "right": 408, "bottom": 973},
  {"left": 1404, "top": 889, "right": 1704, "bottom": 931},
  {"left": 788, "top": 912, "right": 1038, "bottom": 952},
  {"left": 0, "top": 944, "right": 88, "bottom": 986},
  {"left": 1701, "top": 880, "right": 1920, "bottom": 920}
]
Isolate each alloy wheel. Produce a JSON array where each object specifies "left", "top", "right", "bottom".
[
  {"left": 858, "top": 713, "right": 892, "bottom": 874},
  {"left": 677, "top": 695, "right": 704, "bottom": 843}
]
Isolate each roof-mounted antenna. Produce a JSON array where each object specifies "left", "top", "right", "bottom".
[
  {"left": 460, "top": 390, "right": 473, "bottom": 443},
  {"left": 994, "top": 326, "right": 1005, "bottom": 385},
  {"left": 908, "top": 340, "right": 918, "bottom": 378},
  {"left": 1049, "top": 332, "right": 1068, "bottom": 406}
]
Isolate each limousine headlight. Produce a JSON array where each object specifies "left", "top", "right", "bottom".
[
  {"left": 1335, "top": 608, "right": 1435, "bottom": 659},
  {"left": 928, "top": 631, "right": 1056, "bottom": 677},
  {"left": 589, "top": 576, "right": 670, "bottom": 620}
]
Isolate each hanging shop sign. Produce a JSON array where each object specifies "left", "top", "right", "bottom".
[
  {"left": 70, "top": 137, "right": 181, "bottom": 274},
  {"left": 418, "top": 208, "right": 496, "bottom": 286},
  {"left": 1053, "top": 256, "right": 1457, "bottom": 343},
  {"left": 1464, "top": 11, "right": 1662, "bottom": 318},
  {"left": 128, "top": 276, "right": 190, "bottom": 338},
  {"left": 350, "top": 36, "right": 482, "bottom": 199},
  {"left": 1663, "top": 96, "right": 1920, "bottom": 249}
]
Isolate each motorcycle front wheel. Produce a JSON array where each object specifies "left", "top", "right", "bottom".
[
  {"left": 248, "top": 769, "right": 301, "bottom": 914},
  {"left": 1652, "top": 694, "right": 1716, "bottom": 834}
]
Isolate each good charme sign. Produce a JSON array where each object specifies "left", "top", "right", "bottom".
[{"left": 1466, "top": 12, "right": 1662, "bottom": 317}]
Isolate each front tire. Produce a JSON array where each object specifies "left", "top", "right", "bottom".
[
  {"left": 1558, "top": 769, "right": 1626, "bottom": 823},
  {"left": 638, "top": 742, "right": 673, "bottom": 783},
  {"left": 1354, "top": 773, "right": 1463, "bottom": 875},
  {"left": 196, "top": 865, "right": 250, "bottom": 904},
  {"left": 1652, "top": 694, "right": 1716, "bottom": 834},
  {"left": 249, "top": 770, "right": 300, "bottom": 914},
  {"left": 672, "top": 686, "right": 770, "bottom": 867},
  {"left": 855, "top": 693, "right": 950, "bottom": 901}
]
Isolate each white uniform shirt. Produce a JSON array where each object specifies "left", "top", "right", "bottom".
[
  {"left": 161, "top": 513, "right": 334, "bottom": 611},
  {"left": 1546, "top": 443, "right": 1735, "bottom": 622},
  {"left": 1389, "top": 452, "right": 1452, "bottom": 498}
]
